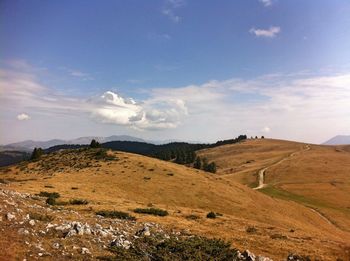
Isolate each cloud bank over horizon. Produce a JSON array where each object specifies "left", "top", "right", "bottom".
[{"left": 1, "top": 60, "right": 349, "bottom": 144}]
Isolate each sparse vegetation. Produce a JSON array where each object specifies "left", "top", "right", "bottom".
[
  {"left": 29, "top": 212, "right": 54, "bottom": 222},
  {"left": 246, "top": 226, "right": 257, "bottom": 234},
  {"left": 101, "top": 235, "right": 239, "bottom": 261},
  {"left": 185, "top": 214, "right": 200, "bottom": 220},
  {"left": 69, "top": 199, "right": 89, "bottom": 205},
  {"left": 134, "top": 208, "right": 168, "bottom": 217},
  {"left": 96, "top": 210, "right": 136, "bottom": 221},
  {"left": 37, "top": 191, "right": 60, "bottom": 198}
]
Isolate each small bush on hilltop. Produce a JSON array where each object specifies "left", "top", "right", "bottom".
[{"left": 134, "top": 208, "right": 168, "bottom": 217}]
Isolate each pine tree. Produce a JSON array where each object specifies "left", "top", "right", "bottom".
[
  {"left": 30, "top": 147, "right": 43, "bottom": 160},
  {"left": 206, "top": 162, "right": 217, "bottom": 173},
  {"left": 90, "top": 139, "right": 100, "bottom": 148},
  {"left": 202, "top": 157, "right": 208, "bottom": 170},
  {"left": 194, "top": 156, "right": 202, "bottom": 169}
]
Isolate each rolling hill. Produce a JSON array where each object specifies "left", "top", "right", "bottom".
[
  {"left": 198, "top": 138, "right": 350, "bottom": 239},
  {"left": 1, "top": 143, "right": 350, "bottom": 260}
]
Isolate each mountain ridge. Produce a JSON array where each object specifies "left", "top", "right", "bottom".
[{"left": 323, "top": 135, "right": 350, "bottom": 145}]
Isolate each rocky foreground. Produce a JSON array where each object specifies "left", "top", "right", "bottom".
[{"left": 0, "top": 186, "right": 310, "bottom": 260}]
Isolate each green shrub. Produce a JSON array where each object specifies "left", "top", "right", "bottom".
[
  {"left": 99, "top": 235, "right": 239, "bottom": 260},
  {"left": 96, "top": 210, "right": 136, "bottom": 221},
  {"left": 206, "top": 211, "right": 216, "bottom": 219},
  {"left": 134, "top": 208, "right": 168, "bottom": 217},
  {"left": 69, "top": 199, "right": 88, "bottom": 205}
]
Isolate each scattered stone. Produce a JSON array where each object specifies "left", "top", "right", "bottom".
[
  {"left": 81, "top": 247, "right": 91, "bottom": 255},
  {"left": 6, "top": 212, "right": 15, "bottom": 221},
  {"left": 18, "top": 228, "right": 30, "bottom": 235},
  {"left": 136, "top": 226, "right": 150, "bottom": 237},
  {"left": 52, "top": 243, "right": 60, "bottom": 249},
  {"left": 29, "top": 219, "right": 35, "bottom": 226},
  {"left": 242, "top": 250, "right": 256, "bottom": 261}
]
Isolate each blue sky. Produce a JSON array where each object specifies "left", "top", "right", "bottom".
[{"left": 1, "top": 0, "right": 350, "bottom": 144}]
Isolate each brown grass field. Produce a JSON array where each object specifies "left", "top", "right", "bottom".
[{"left": 1, "top": 140, "right": 350, "bottom": 260}]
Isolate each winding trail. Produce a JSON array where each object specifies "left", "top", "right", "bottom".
[
  {"left": 253, "top": 145, "right": 310, "bottom": 190},
  {"left": 252, "top": 145, "right": 339, "bottom": 228}
]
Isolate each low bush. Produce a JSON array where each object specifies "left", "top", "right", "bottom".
[
  {"left": 246, "top": 226, "right": 257, "bottom": 234},
  {"left": 96, "top": 210, "right": 136, "bottom": 221},
  {"left": 134, "top": 208, "right": 168, "bottom": 217},
  {"left": 69, "top": 199, "right": 88, "bottom": 205},
  {"left": 46, "top": 196, "right": 56, "bottom": 206},
  {"left": 37, "top": 191, "right": 60, "bottom": 199},
  {"left": 185, "top": 214, "right": 200, "bottom": 220},
  {"left": 206, "top": 211, "right": 216, "bottom": 219},
  {"left": 98, "top": 235, "right": 239, "bottom": 260}
]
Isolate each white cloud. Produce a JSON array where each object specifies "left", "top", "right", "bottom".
[
  {"left": 70, "top": 70, "right": 94, "bottom": 80},
  {"left": 262, "top": 126, "right": 271, "bottom": 133},
  {"left": 91, "top": 91, "right": 187, "bottom": 130},
  {"left": 259, "top": 0, "right": 273, "bottom": 7},
  {"left": 17, "top": 113, "right": 30, "bottom": 121},
  {"left": 2, "top": 60, "right": 350, "bottom": 144},
  {"left": 162, "top": 0, "right": 185, "bottom": 23},
  {"left": 249, "top": 26, "right": 281, "bottom": 38}
]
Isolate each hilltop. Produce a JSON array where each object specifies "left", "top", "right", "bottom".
[{"left": 1, "top": 144, "right": 350, "bottom": 260}]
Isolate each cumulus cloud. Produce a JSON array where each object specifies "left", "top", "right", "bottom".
[
  {"left": 17, "top": 113, "right": 30, "bottom": 121},
  {"left": 249, "top": 26, "right": 281, "bottom": 38},
  {"left": 91, "top": 91, "right": 187, "bottom": 130},
  {"left": 259, "top": 0, "right": 273, "bottom": 7}
]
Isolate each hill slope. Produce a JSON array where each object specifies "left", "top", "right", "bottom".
[
  {"left": 1, "top": 147, "right": 349, "bottom": 259},
  {"left": 198, "top": 139, "right": 350, "bottom": 240}
]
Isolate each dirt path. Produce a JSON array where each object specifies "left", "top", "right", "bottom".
[
  {"left": 252, "top": 145, "right": 339, "bottom": 228},
  {"left": 253, "top": 145, "right": 310, "bottom": 190}
]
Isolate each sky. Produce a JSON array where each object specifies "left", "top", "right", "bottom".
[{"left": 1, "top": 0, "right": 350, "bottom": 144}]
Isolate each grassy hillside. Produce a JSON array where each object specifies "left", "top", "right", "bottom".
[
  {"left": 199, "top": 138, "right": 350, "bottom": 240},
  {"left": 1, "top": 146, "right": 349, "bottom": 259}
]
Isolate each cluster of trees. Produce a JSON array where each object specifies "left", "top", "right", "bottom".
[
  {"left": 194, "top": 156, "right": 216, "bottom": 173},
  {"left": 90, "top": 139, "right": 101, "bottom": 148},
  {"left": 30, "top": 147, "right": 43, "bottom": 160},
  {"left": 42, "top": 135, "right": 248, "bottom": 174},
  {"left": 210, "top": 135, "right": 247, "bottom": 148}
]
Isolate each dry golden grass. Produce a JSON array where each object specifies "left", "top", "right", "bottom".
[{"left": 1, "top": 145, "right": 350, "bottom": 260}]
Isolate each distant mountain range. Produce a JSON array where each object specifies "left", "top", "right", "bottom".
[
  {"left": 1, "top": 135, "right": 146, "bottom": 152},
  {"left": 323, "top": 135, "right": 350, "bottom": 145}
]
